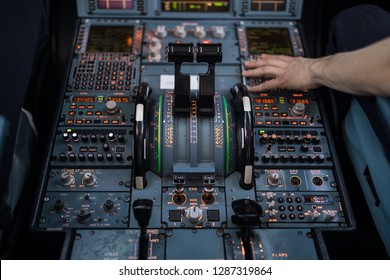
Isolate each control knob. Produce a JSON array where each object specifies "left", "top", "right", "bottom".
[
  {"left": 174, "top": 25, "right": 187, "bottom": 38},
  {"left": 194, "top": 26, "right": 206, "bottom": 39},
  {"left": 185, "top": 205, "right": 203, "bottom": 224},
  {"left": 267, "top": 172, "right": 281, "bottom": 186},
  {"left": 54, "top": 199, "right": 65, "bottom": 212},
  {"left": 106, "top": 100, "right": 119, "bottom": 115},
  {"left": 212, "top": 26, "right": 226, "bottom": 39},
  {"left": 149, "top": 37, "right": 162, "bottom": 50},
  {"left": 82, "top": 172, "right": 97, "bottom": 186},
  {"left": 291, "top": 102, "right": 305, "bottom": 117},
  {"left": 155, "top": 25, "right": 167, "bottom": 38},
  {"left": 77, "top": 209, "right": 91, "bottom": 223},
  {"left": 60, "top": 172, "right": 75, "bottom": 186},
  {"left": 103, "top": 199, "right": 116, "bottom": 213}
]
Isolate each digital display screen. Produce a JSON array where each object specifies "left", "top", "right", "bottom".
[
  {"left": 304, "top": 195, "right": 331, "bottom": 204},
  {"left": 72, "top": 96, "right": 95, "bottom": 103},
  {"left": 107, "top": 96, "right": 130, "bottom": 102},
  {"left": 246, "top": 28, "right": 293, "bottom": 55},
  {"left": 250, "top": 0, "right": 286, "bottom": 12},
  {"left": 87, "top": 26, "right": 134, "bottom": 52},
  {"left": 98, "top": 0, "right": 134, "bottom": 10},
  {"left": 161, "top": 0, "right": 230, "bottom": 12},
  {"left": 253, "top": 98, "right": 275, "bottom": 104},
  {"left": 289, "top": 98, "right": 310, "bottom": 105}
]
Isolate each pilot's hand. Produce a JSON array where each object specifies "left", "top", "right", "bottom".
[{"left": 242, "top": 54, "right": 321, "bottom": 92}]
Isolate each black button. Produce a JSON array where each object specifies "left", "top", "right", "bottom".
[
  {"left": 277, "top": 197, "right": 284, "bottom": 203},
  {"left": 169, "top": 210, "right": 182, "bottom": 222},
  {"left": 288, "top": 205, "right": 295, "bottom": 211},
  {"left": 289, "top": 214, "right": 296, "bottom": 220},
  {"left": 295, "top": 197, "right": 302, "bottom": 203},
  {"left": 297, "top": 205, "right": 303, "bottom": 211},
  {"left": 298, "top": 213, "right": 305, "bottom": 220},
  {"left": 286, "top": 197, "right": 293, "bottom": 203},
  {"left": 207, "top": 210, "right": 220, "bottom": 222},
  {"left": 280, "top": 213, "right": 287, "bottom": 220},
  {"left": 279, "top": 205, "right": 285, "bottom": 211}
]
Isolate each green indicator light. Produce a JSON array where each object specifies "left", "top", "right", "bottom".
[
  {"left": 259, "top": 130, "right": 265, "bottom": 135},
  {"left": 222, "top": 96, "right": 230, "bottom": 174},
  {"left": 214, "top": 2, "right": 224, "bottom": 6},
  {"left": 97, "top": 96, "right": 104, "bottom": 102},
  {"left": 66, "top": 128, "right": 72, "bottom": 133},
  {"left": 279, "top": 98, "right": 286, "bottom": 103}
]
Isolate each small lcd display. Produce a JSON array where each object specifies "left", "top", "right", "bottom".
[
  {"left": 250, "top": 0, "right": 286, "bottom": 12},
  {"left": 98, "top": 0, "right": 134, "bottom": 10},
  {"left": 107, "top": 96, "right": 130, "bottom": 102},
  {"left": 246, "top": 28, "right": 293, "bottom": 55},
  {"left": 253, "top": 98, "right": 275, "bottom": 104},
  {"left": 72, "top": 96, "right": 95, "bottom": 103},
  {"left": 161, "top": 0, "right": 229, "bottom": 12},
  {"left": 289, "top": 98, "right": 310, "bottom": 105},
  {"left": 87, "top": 26, "right": 134, "bottom": 52},
  {"left": 304, "top": 195, "right": 331, "bottom": 204}
]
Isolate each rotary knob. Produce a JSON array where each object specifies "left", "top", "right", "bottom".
[
  {"left": 185, "top": 205, "right": 203, "bottom": 224},
  {"left": 62, "top": 132, "right": 70, "bottom": 142},
  {"left": 212, "top": 26, "right": 226, "bottom": 39},
  {"left": 174, "top": 25, "right": 187, "bottom": 38},
  {"left": 106, "top": 100, "right": 119, "bottom": 115},
  {"left": 194, "top": 26, "right": 206, "bottom": 39},
  {"left": 54, "top": 199, "right": 65, "bottom": 212},
  {"left": 266, "top": 173, "right": 280, "bottom": 186},
  {"left": 291, "top": 102, "right": 305, "bottom": 117},
  {"left": 60, "top": 172, "right": 75, "bottom": 186},
  {"left": 103, "top": 199, "right": 116, "bottom": 213},
  {"left": 77, "top": 209, "right": 91, "bottom": 223},
  {"left": 155, "top": 25, "right": 167, "bottom": 38},
  {"left": 82, "top": 173, "right": 97, "bottom": 186}
]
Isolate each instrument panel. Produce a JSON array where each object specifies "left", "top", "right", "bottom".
[{"left": 33, "top": 0, "right": 354, "bottom": 260}]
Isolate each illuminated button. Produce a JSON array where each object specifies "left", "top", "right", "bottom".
[
  {"left": 87, "top": 105, "right": 94, "bottom": 109},
  {"left": 76, "top": 120, "right": 83, "bottom": 124},
  {"left": 66, "top": 120, "right": 74, "bottom": 124},
  {"left": 300, "top": 121, "right": 307, "bottom": 125},
  {"left": 69, "top": 111, "right": 76, "bottom": 115},
  {"left": 79, "top": 105, "right": 86, "bottom": 109},
  {"left": 255, "top": 112, "right": 262, "bottom": 117},
  {"left": 112, "top": 120, "right": 119, "bottom": 124},
  {"left": 271, "top": 106, "right": 278, "bottom": 111},
  {"left": 254, "top": 106, "right": 261, "bottom": 110},
  {"left": 263, "top": 106, "right": 270, "bottom": 111},
  {"left": 95, "top": 111, "right": 102, "bottom": 115},
  {"left": 257, "top": 121, "right": 263, "bottom": 125},
  {"left": 278, "top": 97, "right": 286, "bottom": 103},
  {"left": 291, "top": 121, "right": 298, "bottom": 125},
  {"left": 274, "top": 121, "right": 281, "bottom": 125},
  {"left": 281, "top": 113, "right": 288, "bottom": 117},
  {"left": 85, "top": 120, "right": 92, "bottom": 124},
  {"left": 265, "top": 121, "right": 272, "bottom": 125},
  {"left": 272, "top": 112, "right": 279, "bottom": 117},
  {"left": 70, "top": 105, "right": 77, "bottom": 109},
  {"left": 103, "top": 120, "right": 110, "bottom": 124}
]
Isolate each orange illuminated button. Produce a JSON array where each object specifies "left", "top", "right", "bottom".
[
  {"left": 66, "top": 120, "right": 74, "bottom": 124},
  {"left": 255, "top": 112, "right": 262, "bottom": 117},
  {"left": 274, "top": 121, "right": 281, "bottom": 125},
  {"left": 69, "top": 111, "right": 76, "bottom": 115},
  {"left": 112, "top": 120, "right": 119, "bottom": 124},
  {"left": 95, "top": 111, "right": 102, "bottom": 115},
  {"left": 300, "top": 121, "right": 307, "bottom": 125},
  {"left": 257, "top": 121, "right": 263, "bottom": 125},
  {"left": 265, "top": 121, "right": 272, "bottom": 125},
  {"left": 76, "top": 120, "right": 83, "bottom": 124},
  {"left": 79, "top": 105, "right": 86, "bottom": 109},
  {"left": 87, "top": 105, "right": 94, "bottom": 109},
  {"left": 103, "top": 120, "right": 110, "bottom": 124},
  {"left": 291, "top": 121, "right": 298, "bottom": 125},
  {"left": 85, "top": 120, "right": 92, "bottom": 124},
  {"left": 254, "top": 106, "right": 261, "bottom": 110},
  {"left": 86, "top": 111, "right": 93, "bottom": 116},
  {"left": 263, "top": 106, "right": 270, "bottom": 111},
  {"left": 70, "top": 105, "right": 77, "bottom": 109},
  {"left": 271, "top": 106, "right": 278, "bottom": 111},
  {"left": 272, "top": 112, "right": 279, "bottom": 117},
  {"left": 281, "top": 113, "right": 288, "bottom": 117}
]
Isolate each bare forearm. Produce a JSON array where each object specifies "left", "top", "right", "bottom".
[{"left": 311, "top": 37, "right": 390, "bottom": 96}]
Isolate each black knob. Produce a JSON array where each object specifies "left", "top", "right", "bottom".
[
  {"left": 62, "top": 132, "right": 70, "bottom": 142},
  {"left": 294, "top": 136, "right": 303, "bottom": 144},
  {"left": 286, "top": 136, "right": 294, "bottom": 144},
  {"left": 117, "top": 134, "right": 125, "bottom": 143},
  {"left": 280, "top": 154, "right": 288, "bottom": 163},
  {"left": 103, "top": 143, "right": 110, "bottom": 151},
  {"left": 99, "top": 134, "right": 106, "bottom": 142},
  {"left": 289, "top": 155, "right": 298, "bottom": 163},
  {"left": 307, "top": 154, "right": 316, "bottom": 163},
  {"left": 271, "top": 154, "right": 280, "bottom": 163},
  {"left": 67, "top": 145, "right": 73, "bottom": 152},
  {"left": 78, "top": 153, "right": 86, "bottom": 161},
  {"left": 103, "top": 199, "right": 116, "bottom": 213},
  {"left": 72, "top": 132, "right": 79, "bottom": 142},
  {"left": 87, "top": 153, "right": 95, "bottom": 161},
  {"left": 77, "top": 209, "right": 91, "bottom": 222},
  {"left": 262, "top": 154, "right": 271, "bottom": 163},
  {"left": 300, "top": 144, "right": 309, "bottom": 153},
  {"left": 97, "top": 153, "right": 104, "bottom": 161},
  {"left": 115, "top": 153, "right": 123, "bottom": 161},
  {"left": 67, "top": 153, "right": 76, "bottom": 161},
  {"left": 54, "top": 199, "right": 65, "bottom": 212},
  {"left": 259, "top": 134, "right": 268, "bottom": 144},
  {"left": 59, "top": 153, "right": 67, "bottom": 161},
  {"left": 277, "top": 136, "right": 285, "bottom": 144},
  {"left": 269, "top": 134, "right": 277, "bottom": 144},
  {"left": 108, "top": 133, "right": 115, "bottom": 142},
  {"left": 133, "top": 199, "right": 153, "bottom": 229},
  {"left": 299, "top": 155, "right": 306, "bottom": 162},
  {"left": 90, "top": 134, "right": 97, "bottom": 142},
  {"left": 81, "top": 134, "right": 88, "bottom": 142},
  {"left": 107, "top": 153, "right": 113, "bottom": 161},
  {"left": 304, "top": 134, "right": 312, "bottom": 143},
  {"left": 316, "top": 154, "right": 325, "bottom": 163},
  {"left": 312, "top": 137, "right": 320, "bottom": 144}
]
